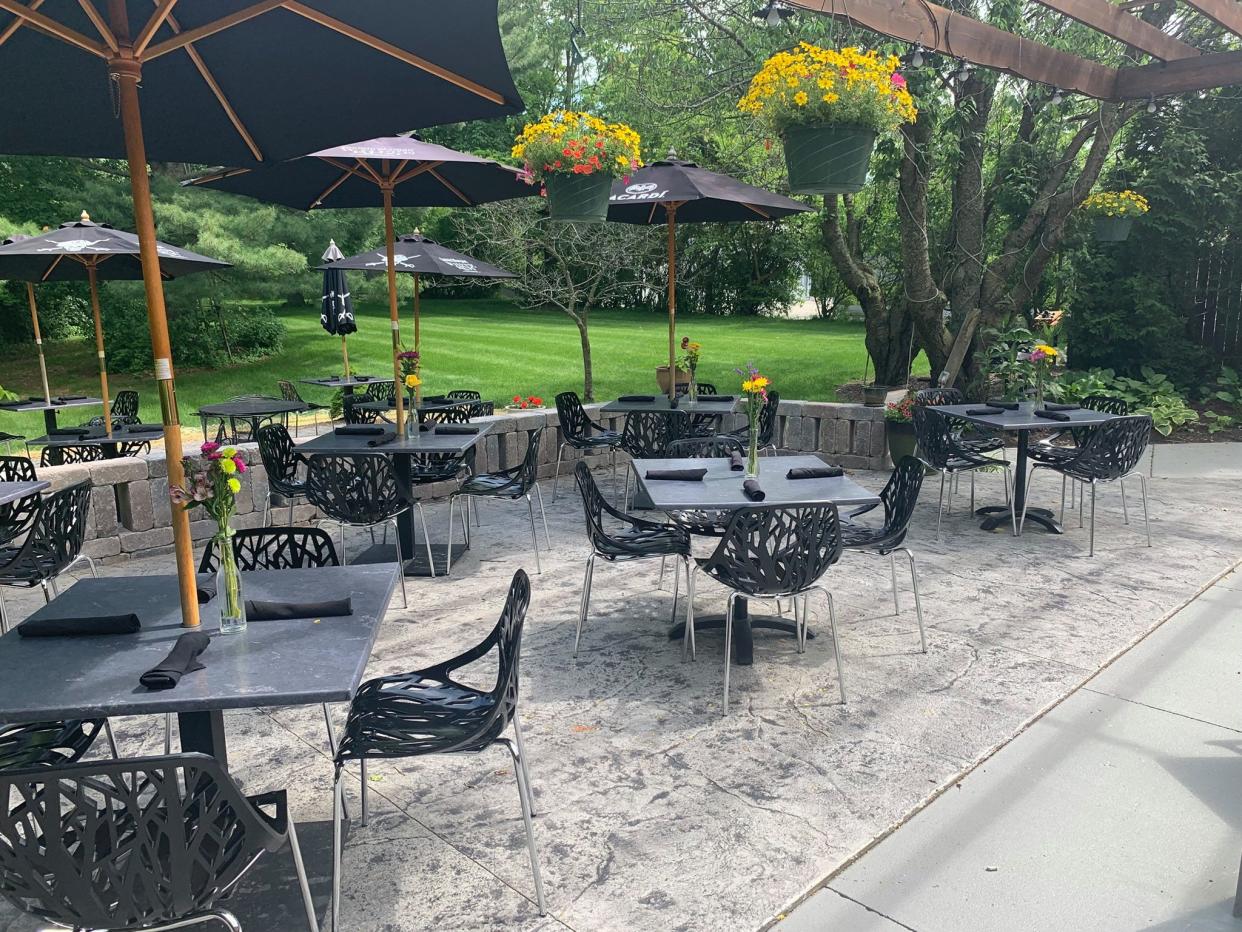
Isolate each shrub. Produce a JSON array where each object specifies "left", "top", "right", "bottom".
[
  {"left": 104, "top": 299, "right": 284, "bottom": 374},
  {"left": 1056, "top": 366, "right": 1199, "bottom": 436}
]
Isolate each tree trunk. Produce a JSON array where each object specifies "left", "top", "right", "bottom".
[
  {"left": 575, "top": 312, "right": 594, "bottom": 402},
  {"left": 897, "top": 115, "right": 950, "bottom": 379}
]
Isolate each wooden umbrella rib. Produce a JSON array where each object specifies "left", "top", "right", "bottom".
[
  {"left": 392, "top": 160, "right": 442, "bottom": 186},
  {"left": 141, "top": 0, "right": 283, "bottom": 61},
  {"left": 133, "top": 0, "right": 180, "bottom": 56},
  {"left": 38, "top": 253, "right": 65, "bottom": 282},
  {"left": 428, "top": 167, "right": 472, "bottom": 205},
  {"left": 308, "top": 166, "right": 355, "bottom": 209},
  {"left": 742, "top": 202, "right": 772, "bottom": 219},
  {"left": 0, "top": 0, "right": 45, "bottom": 49},
  {"left": 76, "top": 0, "right": 118, "bottom": 51},
  {"left": 354, "top": 158, "right": 386, "bottom": 186},
  {"left": 279, "top": 1, "right": 507, "bottom": 105},
  {"left": 0, "top": 0, "right": 109, "bottom": 56}
]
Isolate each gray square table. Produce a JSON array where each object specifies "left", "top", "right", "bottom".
[
  {"left": 931, "top": 403, "right": 1121, "bottom": 535},
  {"left": 0, "top": 480, "right": 47, "bottom": 505},
  {"left": 601, "top": 395, "right": 740, "bottom": 415},
  {"left": 0, "top": 564, "right": 399, "bottom": 768},
  {"left": 0, "top": 395, "right": 104, "bottom": 434},
  {"left": 632, "top": 454, "right": 880, "bottom": 666},
  {"left": 299, "top": 374, "right": 392, "bottom": 397},
  {"left": 196, "top": 397, "right": 307, "bottom": 444},
  {"left": 29, "top": 423, "right": 168, "bottom": 464},
  {"left": 299, "top": 424, "right": 493, "bottom": 576}
]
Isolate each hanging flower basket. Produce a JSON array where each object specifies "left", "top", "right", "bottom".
[
  {"left": 1080, "top": 190, "right": 1149, "bottom": 243},
  {"left": 783, "top": 124, "right": 876, "bottom": 195},
  {"left": 1093, "top": 216, "right": 1134, "bottom": 242},
  {"left": 513, "top": 110, "right": 643, "bottom": 224},
  {"left": 739, "top": 44, "right": 917, "bottom": 195}
]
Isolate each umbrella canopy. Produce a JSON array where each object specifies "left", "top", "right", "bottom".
[
  {"left": 186, "top": 137, "right": 534, "bottom": 428},
  {"left": 320, "top": 239, "right": 356, "bottom": 337},
  {"left": 607, "top": 153, "right": 811, "bottom": 398},
  {"left": 0, "top": 213, "right": 229, "bottom": 431},
  {"left": 317, "top": 230, "right": 514, "bottom": 357}
]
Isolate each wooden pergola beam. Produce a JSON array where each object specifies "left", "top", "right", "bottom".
[
  {"left": 1027, "top": 0, "right": 1198, "bottom": 60},
  {"left": 1178, "top": 0, "right": 1242, "bottom": 37},
  {"left": 1113, "top": 47, "right": 1242, "bottom": 96}
]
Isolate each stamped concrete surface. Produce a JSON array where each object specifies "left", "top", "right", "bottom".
[{"left": 0, "top": 463, "right": 1238, "bottom": 932}]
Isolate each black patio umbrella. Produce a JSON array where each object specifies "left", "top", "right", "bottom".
[
  {"left": 1, "top": 234, "right": 53, "bottom": 406},
  {"left": 186, "top": 136, "right": 534, "bottom": 432},
  {"left": 320, "top": 239, "right": 357, "bottom": 376},
  {"left": 608, "top": 152, "right": 811, "bottom": 398},
  {"left": 317, "top": 230, "right": 515, "bottom": 355},
  {"left": 0, "top": 212, "right": 229, "bottom": 434},
  {"left": 0, "top": 0, "right": 523, "bottom": 628}
]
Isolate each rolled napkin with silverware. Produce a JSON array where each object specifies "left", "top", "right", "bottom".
[
  {"left": 1042, "top": 401, "right": 1080, "bottom": 411},
  {"left": 787, "top": 465, "right": 843, "bottom": 480},
  {"left": 729, "top": 451, "right": 745, "bottom": 471},
  {"left": 367, "top": 432, "right": 398, "bottom": 447},
  {"left": 139, "top": 631, "right": 210, "bottom": 690},
  {"left": 18, "top": 613, "right": 140, "bottom": 638},
  {"left": 986, "top": 400, "right": 1020, "bottom": 410},
  {"left": 644, "top": 468, "right": 706, "bottom": 481},
  {"left": 742, "top": 479, "right": 765, "bottom": 501},
  {"left": 127, "top": 424, "right": 167, "bottom": 433},
  {"left": 966, "top": 406, "right": 1005, "bottom": 416},
  {"left": 56, "top": 395, "right": 87, "bottom": 402},
  {"left": 707, "top": 395, "right": 735, "bottom": 402},
  {"left": 244, "top": 597, "right": 353, "bottom": 621},
  {"left": 618, "top": 395, "right": 655, "bottom": 402},
  {"left": 1034, "top": 409, "right": 1071, "bottom": 422},
  {"left": 335, "top": 425, "right": 385, "bottom": 436},
  {"left": 354, "top": 375, "right": 372, "bottom": 381},
  {"left": 196, "top": 575, "right": 216, "bottom": 604},
  {"left": 435, "top": 425, "right": 480, "bottom": 435}
]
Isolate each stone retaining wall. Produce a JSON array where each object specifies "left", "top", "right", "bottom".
[{"left": 36, "top": 400, "right": 888, "bottom": 564}]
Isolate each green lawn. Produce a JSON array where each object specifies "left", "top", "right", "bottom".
[{"left": 0, "top": 299, "right": 922, "bottom": 438}]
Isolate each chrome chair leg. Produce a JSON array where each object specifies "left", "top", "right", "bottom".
[
  {"left": 1120, "top": 478, "right": 1130, "bottom": 525},
  {"left": 391, "top": 518, "right": 408, "bottom": 608},
  {"left": 322, "top": 703, "right": 337, "bottom": 756},
  {"left": 103, "top": 719, "right": 120, "bottom": 758},
  {"left": 359, "top": 759, "right": 369, "bottom": 827},
  {"left": 658, "top": 556, "right": 667, "bottom": 589},
  {"left": 0, "top": 591, "right": 8, "bottom": 635},
  {"left": 888, "top": 551, "right": 900, "bottom": 615},
  {"left": 511, "top": 708, "right": 538, "bottom": 817},
  {"left": 444, "top": 496, "right": 459, "bottom": 574},
  {"left": 286, "top": 816, "right": 321, "bottom": 932},
  {"left": 683, "top": 560, "right": 697, "bottom": 662},
  {"left": 415, "top": 503, "right": 436, "bottom": 579},
  {"left": 551, "top": 442, "right": 566, "bottom": 502},
  {"left": 573, "top": 554, "right": 596, "bottom": 657},
  {"left": 500, "top": 738, "right": 548, "bottom": 916},
  {"left": 1089, "top": 481, "right": 1097, "bottom": 557},
  {"left": 164, "top": 714, "right": 172, "bottom": 755},
  {"left": 262, "top": 494, "right": 271, "bottom": 528},
  {"left": 821, "top": 587, "right": 846, "bottom": 703},
  {"left": 1059, "top": 473, "right": 1067, "bottom": 524},
  {"left": 525, "top": 493, "right": 542, "bottom": 574},
  {"left": 1079, "top": 481, "right": 1085, "bottom": 528},
  {"left": 1139, "top": 473, "right": 1152, "bottom": 547},
  {"left": 935, "top": 471, "right": 946, "bottom": 540},
  {"left": 901, "top": 548, "right": 927, "bottom": 654},
  {"left": 792, "top": 596, "right": 804, "bottom": 654},
  {"left": 669, "top": 555, "right": 681, "bottom": 624},
  {"left": 1019, "top": 465, "right": 1038, "bottom": 534},
  {"left": 722, "top": 593, "right": 737, "bottom": 715},
  {"left": 331, "top": 774, "right": 344, "bottom": 932},
  {"left": 969, "top": 470, "right": 975, "bottom": 514}
]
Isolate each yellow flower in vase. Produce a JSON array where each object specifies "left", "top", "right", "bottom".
[{"left": 405, "top": 374, "right": 422, "bottom": 390}]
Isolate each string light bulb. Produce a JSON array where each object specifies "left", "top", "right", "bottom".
[
  {"left": 1146, "top": 96, "right": 1157, "bottom": 113},
  {"left": 1051, "top": 87, "right": 1064, "bottom": 105}
]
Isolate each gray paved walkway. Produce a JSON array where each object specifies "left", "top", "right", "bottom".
[{"left": 778, "top": 568, "right": 1242, "bottom": 932}]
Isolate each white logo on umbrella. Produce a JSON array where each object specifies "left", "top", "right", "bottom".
[
  {"left": 441, "top": 258, "right": 479, "bottom": 273},
  {"left": 364, "top": 253, "right": 423, "bottom": 269},
  {"left": 38, "top": 239, "right": 107, "bottom": 253},
  {"left": 156, "top": 244, "right": 184, "bottom": 259},
  {"left": 626, "top": 183, "right": 658, "bottom": 194}
]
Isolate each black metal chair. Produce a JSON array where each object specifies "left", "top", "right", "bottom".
[
  {"left": 278, "top": 380, "right": 328, "bottom": 437},
  {"left": 0, "top": 481, "right": 95, "bottom": 634},
  {"left": 198, "top": 526, "right": 340, "bottom": 573},
  {"left": 725, "top": 389, "right": 780, "bottom": 455},
  {"left": 573, "top": 461, "right": 691, "bottom": 657},
  {"left": 912, "top": 406, "right": 1013, "bottom": 538},
  {"left": 0, "top": 753, "right": 318, "bottom": 932},
  {"left": 305, "top": 454, "right": 409, "bottom": 605},
  {"left": 39, "top": 443, "right": 104, "bottom": 467},
  {"left": 85, "top": 389, "right": 141, "bottom": 431},
  {"left": 0, "top": 718, "right": 116, "bottom": 770},
  {"left": 0, "top": 456, "right": 38, "bottom": 547},
  {"left": 256, "top": 423, "right": 310, "bottom": 525},
  {"left": 840, "top": 456, "right": 928, "bottom": 652},
  {"left": 685, "top": 381, "right": 722, "bottom": 437},
  {"left": 1030, "top": 394, "right": 1130, "bottom": 470},
  {"left": 446, "top": 389, "right": 481, "bottom": 402},
  {"left": 447, "top": 428, "right": 549, "bottom": 574},
  {"left": 914, "top": 386, "right": 1004, "bottom": 455},
  {"left": 0, "top": 433, "right": 24, "bottom": 456},
  {"left": 690, "top": 504, "right": 846, "bottom": 713},
  {"left": 1022, "top": 414, "right": 1152, "bottom": 556},
  {"left": 620, "top": 409, "right": 688, "bottom": 510},
  {"left": 419, "top": 404, "right": 472, "bottom": 426},
  {"left": 461, "top": 399, "right": 495, "bottom": 419},
  {"left": 330, "top": 570, "right": 545, "bottom": 927},
  {"left": 660, "top": 435, "right": 746, "bottom": 541},
  {"left": 551, "top": 391, "right": 622, "bottom": 502}
]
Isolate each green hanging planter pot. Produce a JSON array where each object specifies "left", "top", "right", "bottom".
[
  {"left": 782, "top": 124, "right": 877, "bottom": 195},
  {"left": 544, "top": 173, "right": 614, "bottom": 223},
  {"left": 1093, "top": 216, "right": 1134, "bottom": 242}
]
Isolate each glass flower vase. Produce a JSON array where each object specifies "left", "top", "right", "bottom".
[
  {"left": 688, "top": 374, "right": 698, "bottom": 404},
  {"left": 215, "top": 528, "right": 247, "bottom": 635},
  {"left": 746, "top": 421, "right": 761, "bottom": 478}
]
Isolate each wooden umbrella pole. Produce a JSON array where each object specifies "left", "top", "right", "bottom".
[
  {"left": 381, "top": 184, "right": 405, "bottom": 433},
  {"left": 340, "top": 334, "right": 350, "bottom": 378},
  {"left": 412, "top": 272, "right": 421, "bottom": 406},
  {"left": 86, "top": 263, "right": 113, "bottom": 438},
  {"left": 25, "top": 283, "right": 51, "bottom": 404},
  {"left": 666, "top": 206, "right": 677, "bottom": 401},
  {"left": 107, "top": 23, "right": 200, "bottom": 627}
]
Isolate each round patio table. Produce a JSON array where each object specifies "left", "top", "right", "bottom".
[{"left": 197, "top": 398, "right": 306, "bottom": 444}]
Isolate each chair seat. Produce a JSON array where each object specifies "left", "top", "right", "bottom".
[
  {"left": 669, "top": 509, "right": 731, "bottom": 536},
  {"left": 597, "top": 523, "right": 690, "bottom": 560},
  {"left": 956, "top": 436, "right": 1005, "bottom": 454},
  {"left": 571, "top": 430, "right": 621, "bottom": 449},
  {"left": 0, "top": 545, "right": 57, "bottom": 586},
  {"left": 839, "top": 519, "right": 904, "bottom": 553},
  {"left": 339, "top": 673, "right": 503, "bottom": 759},
  {"left": 1028, "top": 443, "right": 1080, "bottom": 464},
  {"left": 459, "top": 471, "right": 520, "bottom": 496}
]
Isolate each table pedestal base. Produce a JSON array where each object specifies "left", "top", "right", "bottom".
[
  {"left": 668, "top": 604, "right": 813, "bottom": 667},
  {"left": 351, "top": 541, "right": 470, "bottom": 578},
  {"left": 976, "top": 504, "right": 1063, "bottom": 535}
]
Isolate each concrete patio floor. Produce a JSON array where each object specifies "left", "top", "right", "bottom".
[{"left": 0, "top": 460, "right": 1238, "bottom": 932}]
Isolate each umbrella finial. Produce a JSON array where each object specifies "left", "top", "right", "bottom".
[
  {"left": 322, "top": 239, "right": 344, "bottom": 263},
  {"left": 80, "top": 210, "right": 90, "bottom": 223},
  {"left": 666, "top": 146, "right": 678, "bottom": 161}
]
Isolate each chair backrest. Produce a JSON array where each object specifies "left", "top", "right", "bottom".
[
  {"left": 511, "top": 427, "right": 544, "bottom": 493},
  {"left": 39, "top": 444, "right": 103, "bottom": 467},
  {"left": 276, "top": 380, "right": 304, "bottom": 404},
  {"left": 342, "top": 395, "right": 376, "bottom": 425},
  {"left": 420, "top": 405, "right": 471, "bottom": 426},
  {"left": 0, "top": 481, "right": 92, "bottom": 583},
  {"left": 0, "top": 754, "right": 283, "bottom": 930},
  {"left": 110, "top": 390, "right": 139, "bottom": 421},
  {"left": 446, "top": 390, "right": 481, "bottom": 401},
  {"left": 305, "top": 454, "right": 406, "bottom": 526},
  {"left": 911, "top": 406, "right": 958, "bottom": 469},
  {"left": 696, "top": 382, "right": 718, "bottom": 395},
  {"left": 573, "top": 461, "right": 687, "bottom": 560},
  {"left": 463, "top": 400, "right": 494, "bottom": 419},
  {"left": 555, "top": 391, "right": 591, "bottom": 442},
  {"left": 701, "top": 504, "right": 843, "bottom": 597},
  {"left": 487, "top": 569, "right": 530, "bottom": 730},
  {"left": 116, "top": 440, "right": 151, "bottom": 458},
  {"left": 198, "top": 526, "right": 341, "bottom": 574},
  {"left": 0, "top": 457, "right": 39, "bottom": 545},
  {"left": 877, "top": 456, "right": 926, "bottom": 545},
  {"left": 365, "top": 382, "right": 393, "bottom": 402},
  {"left": 756, "top": 390, "right": 780, "bottom": 446},
  {"left": 1065, "top": 414, "right": 1152, "bottom": 482},
  {"left": 665, "top": 434, "right": 744, "bottom": 458},
  {"left": 0, "top": 457, "right": 34, "bottom": 485},
  {"left": 0, "top": 719, "right": 106, "bottom": 771},
  {"left": 621, "top": 410, "right": 687, "bottom": 458},
  {"left": 1081, "top": 394, "right": 1129, "bottom": 415},
  {"left": 256, "top": 423, "right": 302, "bottom": 497},
  {"left": 914, "top": 387, "right": 963, "bottom": 407}
]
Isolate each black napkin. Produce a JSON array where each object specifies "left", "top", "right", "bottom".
[
  {"left": 1034, "top": 409, "right": 1071, "bottom": 422},
  {"left": 126, "top": 424, "right": 166, "bottom": 434},
  {"left": 244, "top": 597, "right": 353, "bottom": 620},
  {"left": 367, "top": 432, "right": 398, "bottom": 447},
  {"left": 56, "top": 395, "right": 87, "bottom": 402},
  {"left": 140, "top": 632, "right": 210, "bottom": 690},
  {"left": 423, "top": 395, "right": 449, "bottom": 404},
  {"left": 706, "top": 395, "right": 735, "bottom": 402},
  {"left": 618, "top": 395, "right": 655, "bottom": 402},
  {"left": 966, "top": 406, "right": 1005, "bottom": 416},
  {"left": 1043, "top": 402, "right": 1080, "bottom": 411},
  {"left": 986, "top": 400, "right": 1020, "bottom": 410},
  {"left": 742, "top": 479, "right": 766, "bottom": 502},
  {"left": 435, "top": 425, "right": 480, "bottom": 435},
  {"left": 335, "top": 425, "right": 385, "bottom": 436},
  {"left": 729, "top": 451, "right": 745, "bottom": 471},
  {"left": 668, "top": 396, "right": 679, "bottom": 408},
  {"left": 17, "top": 613, "right": 140, "bottom": 638},
  {"left": 645, "top": 468, "right": 706, "bottom": 481},
  {"left": 48, "top": 427, "right": 91, "bottom": 437},
  {"left": 0, "top": 400, "right": 32, "bottom": 408},
  {"left": 196, "top": 574, "right": 216, "bottom": 604},
  {"left": 354, "top": 375, "right": 372, "bottom": 381},
  {"left": 787, "top": 465, "right": 843, "bottom": 480}
]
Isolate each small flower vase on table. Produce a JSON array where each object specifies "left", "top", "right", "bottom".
[
  {"left": 214, "top": 526, "right": 247, "bottom": 635},
  {"left": 738, "top": 363, "right": 771, "bottom": 479},
  {"left": 679, "top": 336, "right": 702, "bottom": 404}
]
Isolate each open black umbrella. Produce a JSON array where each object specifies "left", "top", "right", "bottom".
[
  {"left": 318, "top": 230, "right": 514, "bottom": 355},
  {"left": 186, "top": 136, "right": 534, "bottom": 432},
  {"left": 608, "top": 152, "right": 811, "bottom": 398},
  {"left": 0, "top": 0, "right": 523, "bottom": 629},
  {"left": 320, "top": 239, "right": 357, "bottom": 376},
  {"left": 0, "top": 212, "right": 229, "bottom": 434}
]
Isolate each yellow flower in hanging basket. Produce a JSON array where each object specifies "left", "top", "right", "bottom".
[{"left": 1081, "top": 190, "right": 1150, "bottom": 218}]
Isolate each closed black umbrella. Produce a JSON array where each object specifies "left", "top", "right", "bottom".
[
  {"left": 318, "top": 230, "right": 514, "bottom": 356},
  {"left": 0, "top": 0, "right": 523, "bottom": 629},
  {"left": 608, "top": 152, "right": 811, "bottom": 398},
  {"left": 0, "top": 213, "right": 229, "bottom": 433},
  {"left": 320, "top": 239, "right": 357, "bottom": 375},
  {"left": 187, "top": 136, "right": 534, "bottom": 432}
]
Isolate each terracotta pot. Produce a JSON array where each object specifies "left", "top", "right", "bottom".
[{"left": 655, "top": 365, "right": 691, "bottom": 395}]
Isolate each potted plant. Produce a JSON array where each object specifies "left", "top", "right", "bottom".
[
  {"left": 884, "top": 393, "right": 917, "bottom": 464},
  {"left": 739, "top": 44, "right": 918, "bottom": 195},
  {"left": 655, "top": 364, "right": 691, "bottom": 396},
  {"left": 862, "top": 383, "right": 891, "bottom": 407},
  {"left": 507, "top": 394, "right": 545, "bottom": 410},
  {"left": 1080, "top": 190, "right": 1149, "bottom": 242},
  {"left": 513, "top": 111, "right": 643, "bottom": 223}
]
